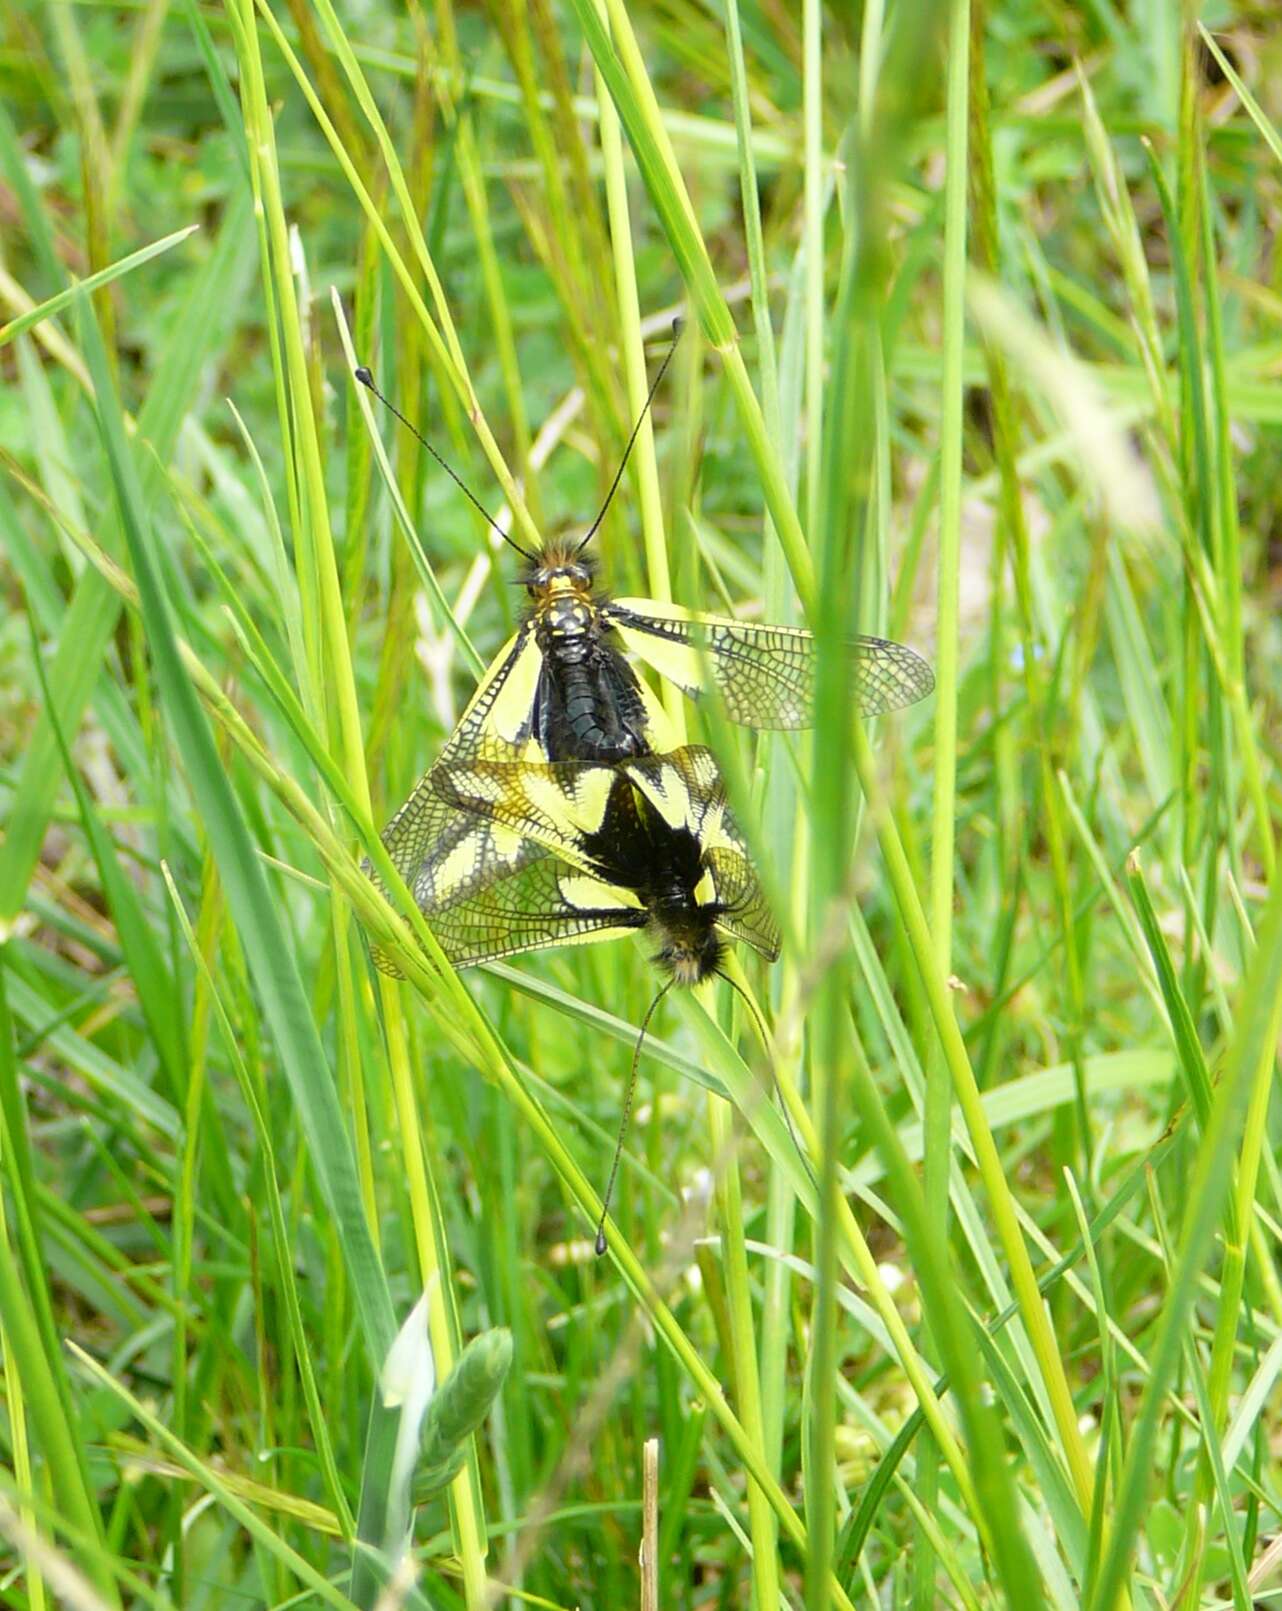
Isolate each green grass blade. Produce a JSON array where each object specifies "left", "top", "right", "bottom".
[{"left": 76, "top": 298, "right": 396, "bottom": 1365}]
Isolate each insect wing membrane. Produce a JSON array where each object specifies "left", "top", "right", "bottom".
[
  {"left": 436, "top": 627, "right": 546, "bottom": 766},
  {"left": 621, "top": 749, "right": 780, "bottom": 963},
  {"left": 604, "top": 597, "right": 934, "bottom": 725},
  {"left": 409, "top": 858, "right": 643, "bottom": 969},
  {"left": 428, "top": 758, "right": 621, "bottom": 875}
]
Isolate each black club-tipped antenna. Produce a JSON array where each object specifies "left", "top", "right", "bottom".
[
  {"left": 576, "top": 319, "right": 683, "bottom": 556},
  {"left": 595, "top": 976, "right": 675, "bottom": 1256},
  {"left": 353, "top": 365, "right": 539, "bottom": 565}
]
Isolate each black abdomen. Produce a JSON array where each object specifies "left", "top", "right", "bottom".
[{"left": 534, "top": 630, "right": 652, "bottom": 762}]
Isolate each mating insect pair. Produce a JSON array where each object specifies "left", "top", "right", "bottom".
[{"left": 358, "top": 329, "right": 933, "bottom": 1249}]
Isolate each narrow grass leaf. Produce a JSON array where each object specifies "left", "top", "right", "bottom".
[{"left": 76, "top": 299, "right": 396, "bottom": 1365}]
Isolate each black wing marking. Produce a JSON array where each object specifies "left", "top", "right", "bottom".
[
  {"left": 368, "top": 766, "right": 550, "bottom": 974},
  {"left": 705, "top": 846, "right": 780, "bottom": 962},
  {"left": 622, "top": 749, "right": 780, "bottom": 962},
  {"left": 604, "top": 600, "right": 934, "bottom": 725},
  {"left": 435, "top": 624, "right": 543, "bottom": 766},
  {"left": 429, "top": 747, "right": 783, "bottom": 963},
  {"left": 368, "top": 772, "right": 643, "bottom": 973},
  {"left": 428, "top": 756, "right": 627, "bottom": 873},
  {"left": 402, "top": 858, "right": 644, "bottom": 970},
  {"left": 429, "top": 747, "right": 735, "bottom": 876},
  {"left": 374, "top": 766, "right": 548, "bottom": 912}
]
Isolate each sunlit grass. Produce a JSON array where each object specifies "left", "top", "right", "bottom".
[{"left": 1, "top": 4, "right": 1281, "bottom": 1609}]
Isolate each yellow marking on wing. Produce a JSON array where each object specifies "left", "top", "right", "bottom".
[
  {"left": 693, "top": 870, "right": 717, "bottom": 905},
  {"left": 564, "top": 767, "right": 616, "bottom": 831},
  {"left": 430, "top": 837, "right": 483, "bottom": 904},
  {"left": 557, "top": 875, "right": 643, "bottom": 912},
  {"left": 521, "top": 771, "right": 569, "bottom": 826},
  {"left": 492, "top": 825, "right": 526, "bottom": 862},
  {"left": 487, "top": 635, "right": 543, "bottom": 745},
  {"left": 626, "top": 762, "right": 693, "bottom": 832},
  {"left": 509, "top": 767, "right": 614, "bottom": 838},
  {"left": 636, "top": 674, "right": 679, "bottom": 750},
  {"left": 613, "top": 617, "right": 705, "bottom": 699},
  {"left": 688, "top": 749, "right": 719, "bottom": 789},
  {"left": 699, "top": 798, "right": 736, "bottom": 851},
  {"left": 440, "top": 634, "right": 519, "bottom": 758},
  {"left": 551, "top": 925, "right": 637, "bottom": 950}
]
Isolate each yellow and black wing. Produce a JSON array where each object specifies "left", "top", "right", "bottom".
[
  {"left": 602, "top": 598, "right": 934, "bottom": 725},
  {"left": 368, "top": 765, "right": 646, "bottom": 972},
  {"left": 435, "top": 626, "right": 545, "bottom": 766},
  {"left": 401, "top": 858, "right": 646, "bottom": 969},
  {"left": 427, "top": 755, "right": 624, "bottom": 874},
  {"left": 367, "top": 760, "right": 546, "bottom": 974},
  {"left": 435, "top": 619, "right": 678, "bottom": 766},
  {"left": 622, "top": 750, "right": 780, "bottom": 963},
  {"left": 373, "top": 763, "right": 546, "bottom": 914},
  {"left": 430, "top": 746, "right": 781, "bottom": 965}
]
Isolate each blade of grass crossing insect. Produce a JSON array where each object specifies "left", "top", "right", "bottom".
[{"left": 591, "top": 18, "right": 775, "bottom": 1579}]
